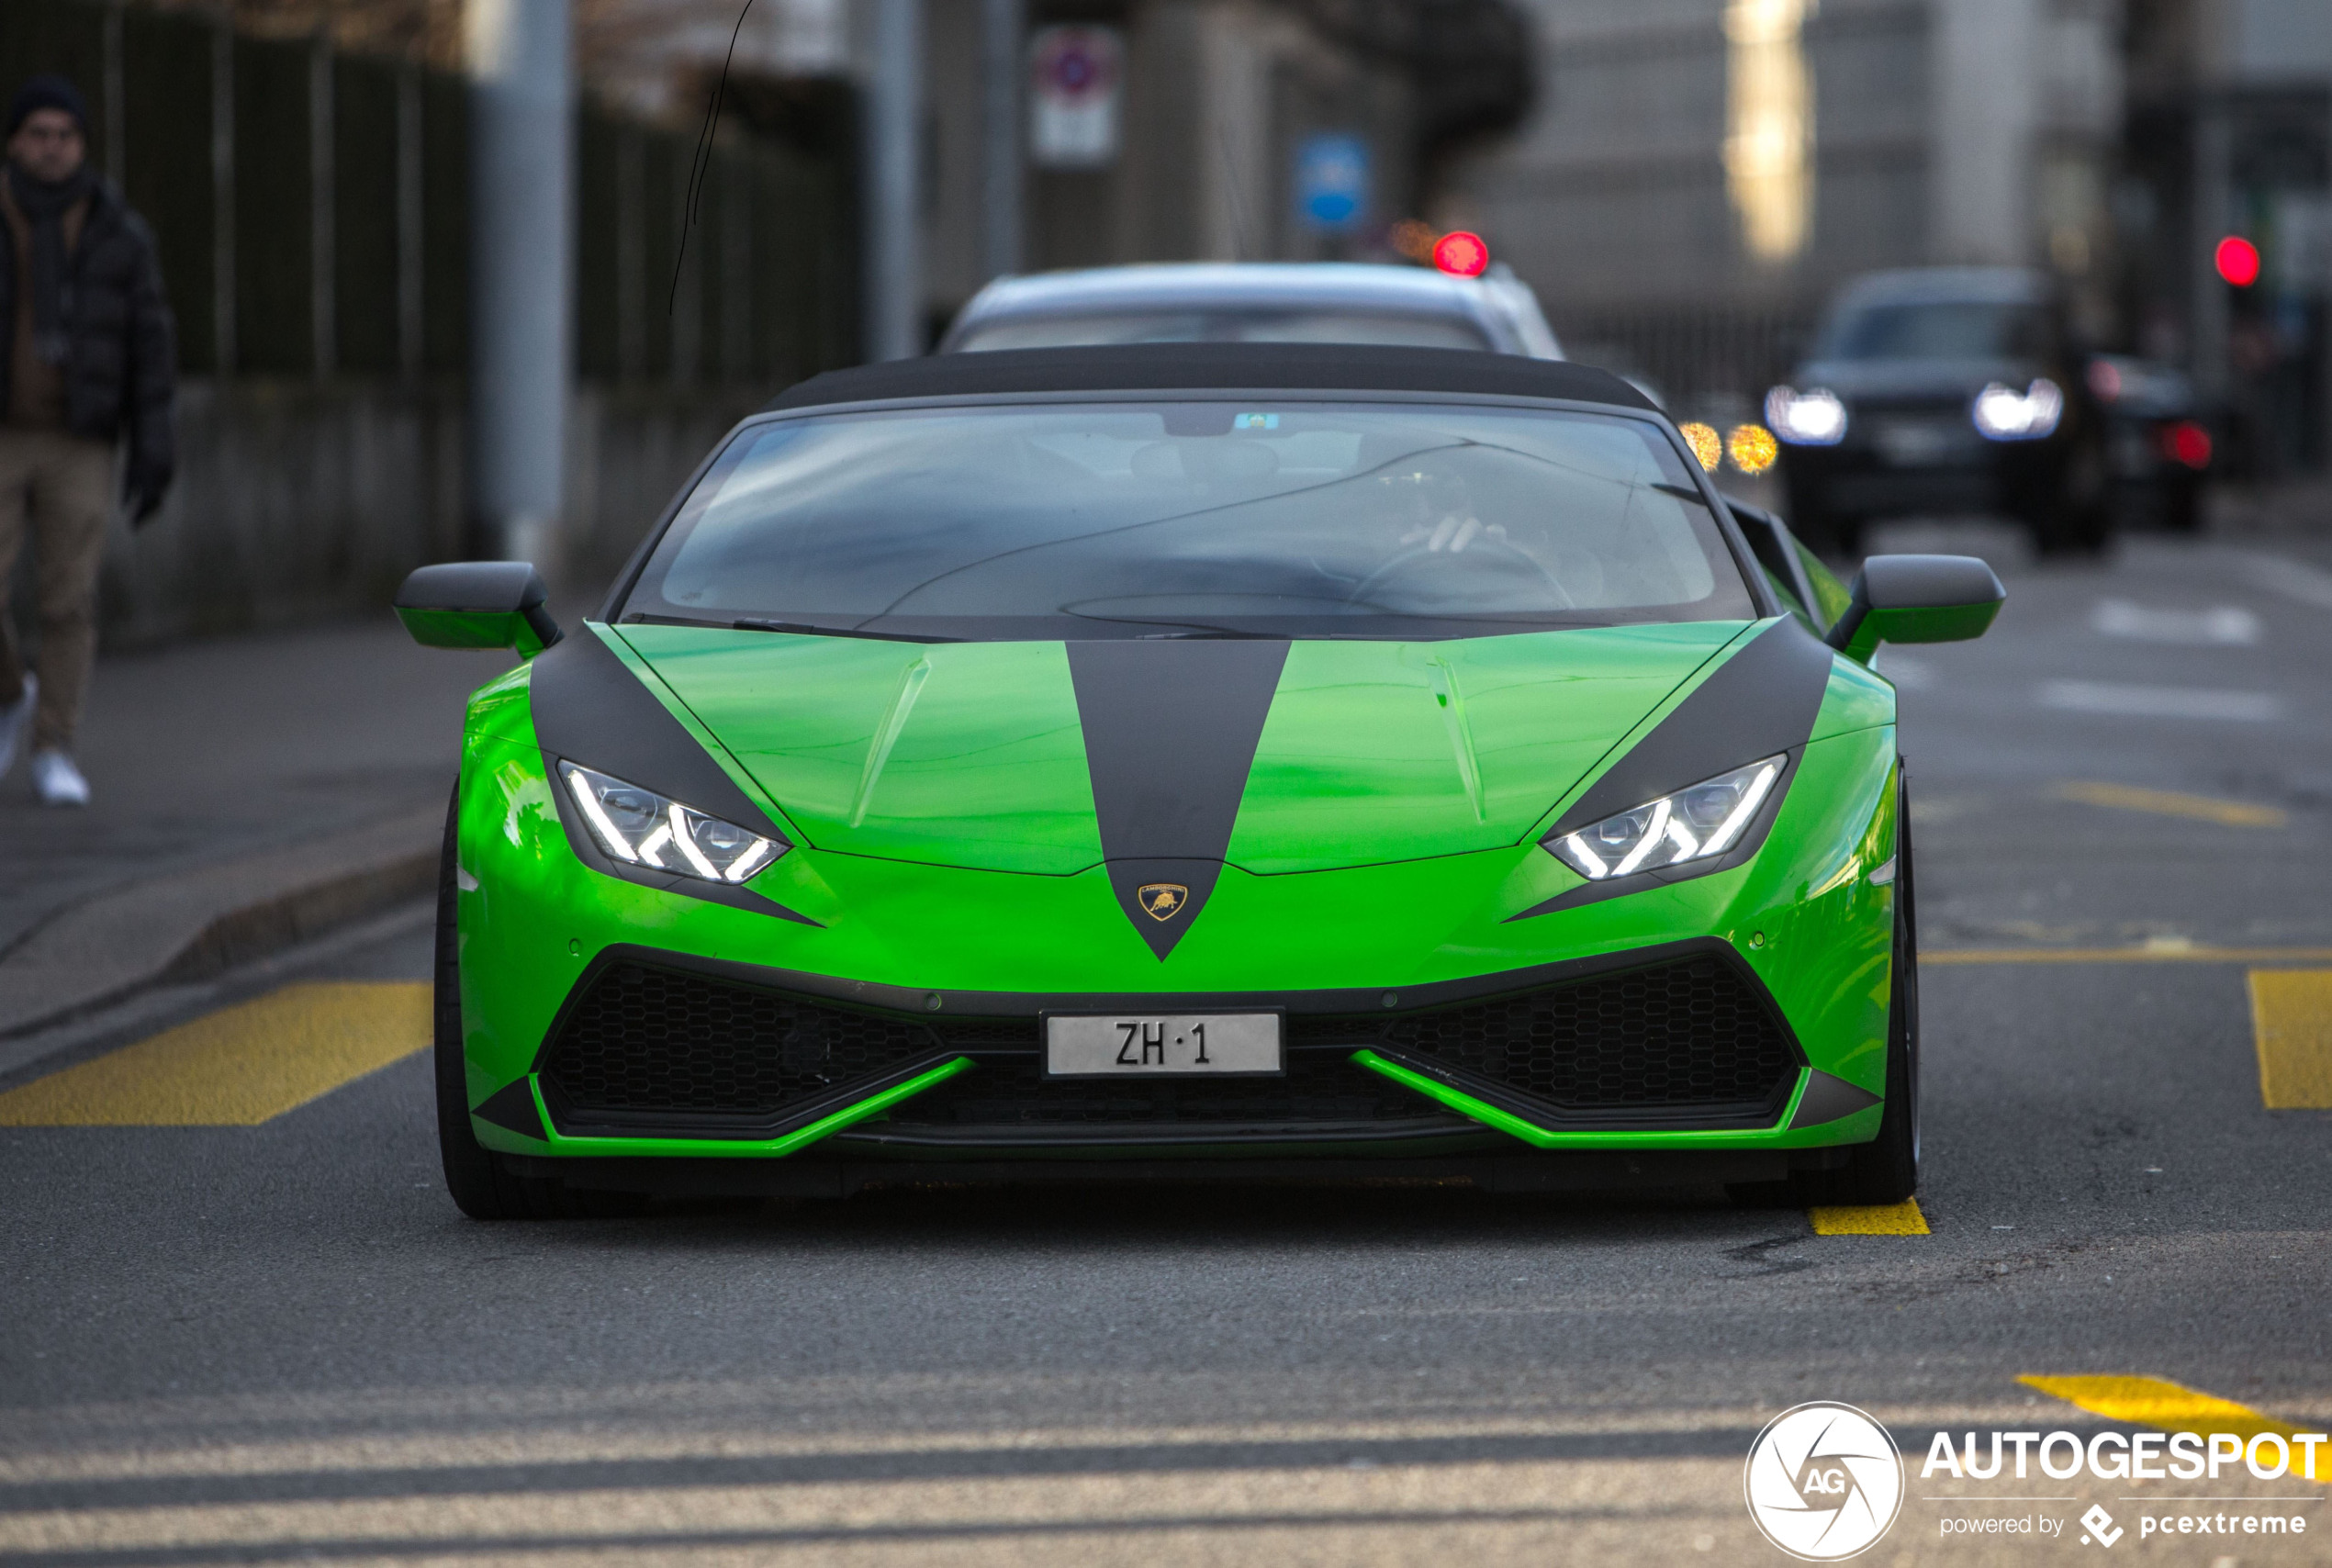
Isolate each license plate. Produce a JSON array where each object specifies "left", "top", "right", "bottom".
[
  {"left": 1044, "top": 1013, "right": 1283, "bottom": 1077},
  {"left": 1874, "top": 420, "right": 1967, "bottom": 466}
]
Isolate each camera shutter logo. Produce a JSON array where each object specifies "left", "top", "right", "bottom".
[{"left": 1743, "top": 1402, "right": 1905, "bottom": 1560}]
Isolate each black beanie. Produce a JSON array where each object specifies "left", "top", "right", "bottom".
[{"left": 7, "top": 75, "right": 89, "bottom": 140}]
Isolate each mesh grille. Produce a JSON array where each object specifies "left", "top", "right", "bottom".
[
  {"left": 541, "top": 963, "right": 984, "bottom": 1118},
  {"left": 1300, "top": 955, "right": 1796, "bottom": 1114},
  {"left": 539, "top": 953, "right": 1793, "bottom": 1136},
  {"left": 884, "top": 1055, "right": 1433, "bottom": 1129}
]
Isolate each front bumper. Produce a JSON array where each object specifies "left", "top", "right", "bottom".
[{"left": 455, "top": 712, "right": 1900, "bottom": 1170}]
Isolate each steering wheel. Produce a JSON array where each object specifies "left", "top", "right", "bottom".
[{"left": 1352, "top": 534, "right": 1575, "bottom": 612}]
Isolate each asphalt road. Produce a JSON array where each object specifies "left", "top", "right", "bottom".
[{"left": 2, "top": 528, "right": 2328, "bottom": 1567}]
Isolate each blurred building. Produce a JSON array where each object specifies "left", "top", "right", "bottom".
[
  {"left": 2123, "top": 0, "right": 2332, "bottom": 477},
  {"left": 915, "top": 0, "right": 1532, "bottom": 336},
  {"left": 1441, "top": 0, "right": 2125, "bottom": 409},
  {"left": 4, "top": 0, "right": 856, "bottom": 633},
  {"left": 141, "top": 0, "right": 846, "bottom": 106}
]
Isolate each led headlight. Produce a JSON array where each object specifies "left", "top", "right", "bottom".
[
  {"left": 1765, "top": 386, "right": 1848, "bottom": 446},
  {"left": 1970, "top": 378, "right": 2063, "bottom": 441},
  {"left": 559, "top": 762, "right": 783, "bottom": 885},
  {"left": 1548, "top": 756, "right": 1785, "bottom": 881}
]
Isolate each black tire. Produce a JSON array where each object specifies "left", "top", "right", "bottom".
[
  {"left": 434, "top": 784, "right": 536, "bottom": 1219},
  {"left": 434, "top": 786, "right": 650, "bottom": 1220},
  {"left": 2161, "top": 473, "right": 2203, "bottom": 534},
  {"left": 2029, "top": 441, "right": 2113, "bottom": 555},
  {"left": 1730, "top": 768, "right": 1920, "bottom": 1210},
  {"left": 1826, "top": 768, "right": 1920, "bottom": 1204}
]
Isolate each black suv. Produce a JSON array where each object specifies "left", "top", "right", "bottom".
[{"left": 1768, "top": 268, "right": 2108, "bottom": 556}]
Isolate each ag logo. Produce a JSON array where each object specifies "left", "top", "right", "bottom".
[
  {"left": 1743, "top": 1402, "right": 1904, "bottom": 1561},
  {"left": 1136, "top": 883, "right": 1188, "bottom": 921}
]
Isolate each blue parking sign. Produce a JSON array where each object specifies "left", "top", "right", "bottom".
[{"left": 1295, "top": 134, "right": 1369, "bottom": 232}]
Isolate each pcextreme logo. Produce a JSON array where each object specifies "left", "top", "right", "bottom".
[{"left": 1745, "top": 1402, "right": 1907, "bottom": 1560}]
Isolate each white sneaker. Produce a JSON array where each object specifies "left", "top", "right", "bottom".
[
  {"left": 0, "top": 675, "right": 31, "bottom": 779},
  {"left": 30, "top": 748, "right": 89, "bottom": 807}
]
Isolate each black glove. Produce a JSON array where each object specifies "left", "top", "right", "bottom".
[{"left": 124, "top": 463, "right": 172, "bottom": 528}]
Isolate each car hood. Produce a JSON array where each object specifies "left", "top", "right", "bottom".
[
  {"left": 1795, "top": 356, "right": 2045, "bottom": 404},
  {"left": 612, "top": 621, "right": 1753, "bottom": 877}
]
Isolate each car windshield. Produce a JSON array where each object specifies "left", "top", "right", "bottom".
[
  {"left": 1819, "top": 301, "right": 2050, "bottom": 362},
  {"left": 620, "top": 400, "right": 1755, "bottom": 641},
  {"left": 952, "top": 310, "right": 1495, "bottom": 353}
]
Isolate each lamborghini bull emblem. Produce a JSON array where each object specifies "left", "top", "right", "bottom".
[{"left": 1137, "top": 883, "right": 1188, "bottom": 922}]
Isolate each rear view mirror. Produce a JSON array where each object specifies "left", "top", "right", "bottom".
[
  {"left": 395, "top": 562, "right": 564, "bottom": 656},
  {"left": 1825, "top": 554, "right": 2003, "bottom": 663}
]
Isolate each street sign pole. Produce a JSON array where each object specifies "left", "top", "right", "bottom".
[
  {"left": 466, "top": 0, "right": 572, "bottom": 566},
  {"left": 983, "top": 0, "right": 1024, "bottom": 281},
  {"left": 866, "top": 0, "right": 924, "bottom": 361}
]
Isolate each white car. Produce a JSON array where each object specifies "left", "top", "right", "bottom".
[{"left": 940, "top": 262, "right": 1564, "bottom": 359}]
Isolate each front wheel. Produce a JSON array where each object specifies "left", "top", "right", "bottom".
[
  {"left": 1826, "top": 769, "right": 1919, "bottom": 1203},
  {"left": 2026, "top": 441, "right": 2113, "bottom": 555},
  {"left": 1733, "top": 769, "right": 1919, "bottom": 1210},
  {"left": 434, "top": 784, "right": 536, "bottom": 1219}
]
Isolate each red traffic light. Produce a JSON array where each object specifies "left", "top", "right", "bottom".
[
  {"left": 1432, "top": 230, "right": 1489, "bottom": 277},
  {"left": 2214, "top": 235, "right": 2260, "bottom": 287}
]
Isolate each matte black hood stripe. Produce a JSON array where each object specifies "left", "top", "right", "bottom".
[
  {"left": 1068, "top": 639, "right": 1292, "bottom": 958},
  {"left": 531, "top": 626, "right": 819, "bottom": 924},
  {"left": 529, "top": 627, "right": 786, "bottom": 841},
  {"left": 1506, "top": 620, "right": 1835, "bottom": 923},
  {"left": 1544, "top": 618, "right": 1836, "bottom": 842}
]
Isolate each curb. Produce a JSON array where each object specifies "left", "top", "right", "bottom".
[{"left": 0, "top": 805, "right": 443, "bottom": 1040}]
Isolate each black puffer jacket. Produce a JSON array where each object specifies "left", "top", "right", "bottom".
[{"left": 0, "top": 176, "right": 175, "bottom": 485}]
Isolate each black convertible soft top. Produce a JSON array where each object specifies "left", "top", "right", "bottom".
[{"left": 765, "top": 343, "right": 1657, "bottom": 413}]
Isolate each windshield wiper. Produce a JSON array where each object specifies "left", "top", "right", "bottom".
[{"left": 733, "top": 617, "right": 964, "bottom": 644}]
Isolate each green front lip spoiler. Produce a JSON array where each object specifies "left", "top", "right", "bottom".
[
  {"left": 488, "top": 1048, "right": 1828, "bottom": 1159},
  {"left": 500, "top": 1057, "right": 978, "bottom": 1158},
  {"left": 1350, "top": 1048, "right": 1814, "bottom": 1149}
]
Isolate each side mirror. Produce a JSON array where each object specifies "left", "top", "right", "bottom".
[
  {"left": 395, "top": 562, "right": 563, "bottom": 656},
  {"left": 1825, "top": 554, "right": 2003, "bottom": 663}
]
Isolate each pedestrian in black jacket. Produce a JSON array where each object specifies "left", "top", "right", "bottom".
[{"left": 0, "top": 73, "right": 175, "bottom": 806}]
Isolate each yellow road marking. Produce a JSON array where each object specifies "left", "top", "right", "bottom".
[
  {"left": 2056, "top": 780, "right": 2287, "bottom": 829},
  {"left": 2020, "top": 1376, "right": 2326, "bottom": 1482},
  {"left": 1809, "top": 1200, "right": 1929, "bottom": 1235},
  {"left": 0, "top": 982, "right": 429, "bottom": 1126},
  {"left": 2249, "top": 969, "right": 2332, "bottom": 1109},
  {"left": 1925, "top": 946, "right": 2332, "bottom": 966}
]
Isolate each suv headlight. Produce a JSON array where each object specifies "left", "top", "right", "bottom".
[
  {"left": 1971, "top": 378, "right": 2063, "bottom": 440},
  {"left": 559, "top": 761, "right": 783, "bottom": 884},
  {"left": 1766, "top": 386, "right": 1848, "bottom": 445},
  {"left": 1548, "top": 756, "right": 1785, "bottom": 881}
]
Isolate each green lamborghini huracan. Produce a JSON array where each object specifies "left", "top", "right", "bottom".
[{"left": 398, "top": 344, "right": 2001, "bottom": 1219}]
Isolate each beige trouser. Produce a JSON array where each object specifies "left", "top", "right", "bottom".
[{"left": 0, "top": 428, "right": 114, "bottom": 752}]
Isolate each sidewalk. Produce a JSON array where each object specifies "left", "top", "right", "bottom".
[{"left": 0, "top": 619, "right": 515, "bottom": 1035}]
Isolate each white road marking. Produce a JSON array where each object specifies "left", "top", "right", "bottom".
[
  {"left": 2035, "top": 679, "right": 2283, "bottom": 722},
  {"left": 2091, "top": 598, "right": 2259, "bottom": 645}
]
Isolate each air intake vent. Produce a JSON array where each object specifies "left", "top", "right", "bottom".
[
  {"left": 539, "top": 963, "right": 992, "bottom": 1133},
  {"left": 1292, "top": 954, "right": 1799, "bottom": 1126}
]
